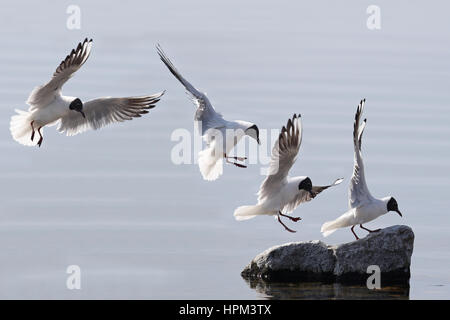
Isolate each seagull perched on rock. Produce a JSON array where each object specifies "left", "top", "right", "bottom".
[
  {"left": 156, "top": 44, "right": 260, "bottom": 181},
  {"left": 234, "top": 114, "right": 343, "bottom": 232},
  {"left": 10, "top": 38, "right": 164, "bottom": 147},
  {"left": 321, "top": 99, "right": 402, "bottom": 240}
]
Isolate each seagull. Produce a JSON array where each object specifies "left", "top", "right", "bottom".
[
  {"left": 156, "top": 44, "right": 260, "bottom": 181},
  {"left": 233, "top": 114, "right": 343, "bottom": 232},
  {"left": 10, "top": 38, "right": 164, "bottom": 147},
  {"left": 321, "top": 99, "right": 402, "bottom": 240}
]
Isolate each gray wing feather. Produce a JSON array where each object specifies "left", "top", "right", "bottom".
[
  {"left": 283, "top": 178, "right": 344, "bottom": 213},
  {"left": 57, "top": 92, "right": 164, "bottom": 136},
  {"left": 156, "top": 44, "right": 225, "bottom": 136}
]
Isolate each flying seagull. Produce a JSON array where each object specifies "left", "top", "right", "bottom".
[
  {"left": 321, "top": 99, "right": 402, "bottom": 240},
  {"left": 10, "top": 38, "right": 164, "bottom": 147},
  {"left": 234, "top": 114, "right": 343, "bottom": 232},
  {"left": 156, "top": 44, "right": 260, "bottom": 181}
]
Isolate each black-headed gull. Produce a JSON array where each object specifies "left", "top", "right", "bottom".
[
  {"left": 234, "top": 114, "right": 343, "bottom": 232},
  {"left": 156, "top": 45, "right": 260, "bottom": 181},
  {"left": 321, "top": 99, "right": 402, "bottom": 240},
  {"left": 10, "top": 38, "right": 164, "bottom": 147}
]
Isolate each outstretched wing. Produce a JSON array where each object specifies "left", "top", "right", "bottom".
[
  {"left": 283, "top": 178, "right": 344, "bottom": 213},
  {"left": 27, "top": 38, "right": 93, "bottom": 110},
  {"left": 258, "top": 114, "right": 302, "bottom": 202},
  {"left": 349, "top": 99, "right": 373, "bottom": 208},
  {"left": 156, "top": 44, "right": 225, "bottom": 136},
  {"left": 57, "top": 92, "right": 164, "bottom": 136}
]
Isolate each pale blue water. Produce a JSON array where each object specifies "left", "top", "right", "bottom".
[{"left": 0, "top": 0, "right": 449, "bottom": 299}]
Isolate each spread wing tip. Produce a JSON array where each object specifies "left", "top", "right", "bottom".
[
  {"left": 155, "top": 44, "right": 186, "bottom": 85},
  {"left": 155, "top": 44, "right": 172, "bottom": 66},
  {"left": 53, "top": 38, "right": 93, "bottom": 77},
  {"left": 353, "top": 98, "right": 366, "bottom": 139}
]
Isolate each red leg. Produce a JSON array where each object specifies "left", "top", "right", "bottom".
[
  {"left": 37, "top": 127, "right": 43, "bottom": 147},
  {"left": 30, "top": 121, "right": 35, "bottom": 141},
  {"left": 279, "top": 211, "right": 301, "bottom": 222},
  {"left": 227, "top": 156, "right": 247, "bottom": 161},
  {"left": 225, "top": 158, "right": 247, "bottom": 168},
  {"left": 351, "top": 225, "right": 360, "bottom": 240},
  {"left": 360, "top": 224, "right": 381, "bottom": 233},
  {"left": 277, "top": 213, "right": 296, "bottom": 233}
]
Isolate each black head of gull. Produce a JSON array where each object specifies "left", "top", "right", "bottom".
[
  {"left": 298, "top": 177, "right": 313, "bottom": 196},
  {"left": 387, "top": 197, "right": 402, "bottom": 217},
  {"left": 245, "top": 124, "right": 260, "bottom": 145},
  {"left": 69, "top": 98, "right": 86, "bottom": 118}
]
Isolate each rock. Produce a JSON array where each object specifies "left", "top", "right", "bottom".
[
  {"left": 241, "top": 240, "right": 336, "bottom": 282},
  {"left": 332, "top": 225, "right": 414, "bottom": 284},
  {"left": 241, "top": 225, "right": 414, "bottom": 285}
]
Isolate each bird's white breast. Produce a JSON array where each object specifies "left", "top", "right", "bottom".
[
  {"left": 31, "top": 95, "right": 72, "bottom": 127},
  {"left": 215, "top": 122, "right": 247, "bottom": 154},
  {"left": 354, "top": 200, "right": 387, "bottom": 224},
  {"left": 259, "top": 179, "right": 297, "bottom": 212},
  {"left": 280, "top": 181, "right": 300, "bottom": 205}
]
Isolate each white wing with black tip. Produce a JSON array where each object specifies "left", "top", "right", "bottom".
[
  {"left": 349, "top": 99, "right": 373, "bottom": 208},
  {"left": 27, "top": 38, "right": 93, "bottom": 110},
  {"left": 257, "top": 114, "right": 302, "bottom": 202}
]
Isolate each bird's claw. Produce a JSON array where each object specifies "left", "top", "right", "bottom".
[
  {"left": 283, "top": 226, "right": 297, "bottom": 233},
  {"left": 279, "top": 212, "right": 301, "bottom": 222},
  {"left": 278, "top": 214, "right": 297, "bottom": 233},
  {"left": 226, "top": 156, "right": 247, "bottom": 163}
]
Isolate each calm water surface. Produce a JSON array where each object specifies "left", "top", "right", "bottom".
[{"left": 0, "top": 1, "right": 449, "bottom": 299}]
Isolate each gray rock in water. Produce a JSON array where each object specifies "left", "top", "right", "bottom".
[
  {"left": 332, "top": 225, "right": 414, "bottom": 284},
  {"left": 242, "top": 240, "right": 336, "bottom": 282},
  {"left": 241, "top": 225, "right": 414, "bottom": 285}
]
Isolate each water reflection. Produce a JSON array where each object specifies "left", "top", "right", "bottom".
[{"left": 243, "top": 277, "right": 409, "bottom": 300}]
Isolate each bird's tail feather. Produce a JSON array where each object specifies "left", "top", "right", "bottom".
[
  {"left": 10, "top": 109, "right": 36, "bottom": 146},
  {"left": 198, "top": 147, "right": 223, "bottom": 181},
  {"left": 321, "top": 209, "right": 355, "bottom": 237},
  {"left": 234, "top": 204, "right": 265, "bottom": 221},
  {"left": 321, "top": 221, "right": 339, "bottom": 237}
]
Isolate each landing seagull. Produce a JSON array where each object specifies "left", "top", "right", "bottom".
[
  {"left": 156, "top": 44, "right": 260, "bottom": 181},
  {"left": 10, "top": 38, "right": 164, "bottom": 147},
  {"left": 321, "top": 99, "right": 402, "bottom": 240},
  {"left": 234, "top": 114, "right": 343, "bottom": 232}
]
